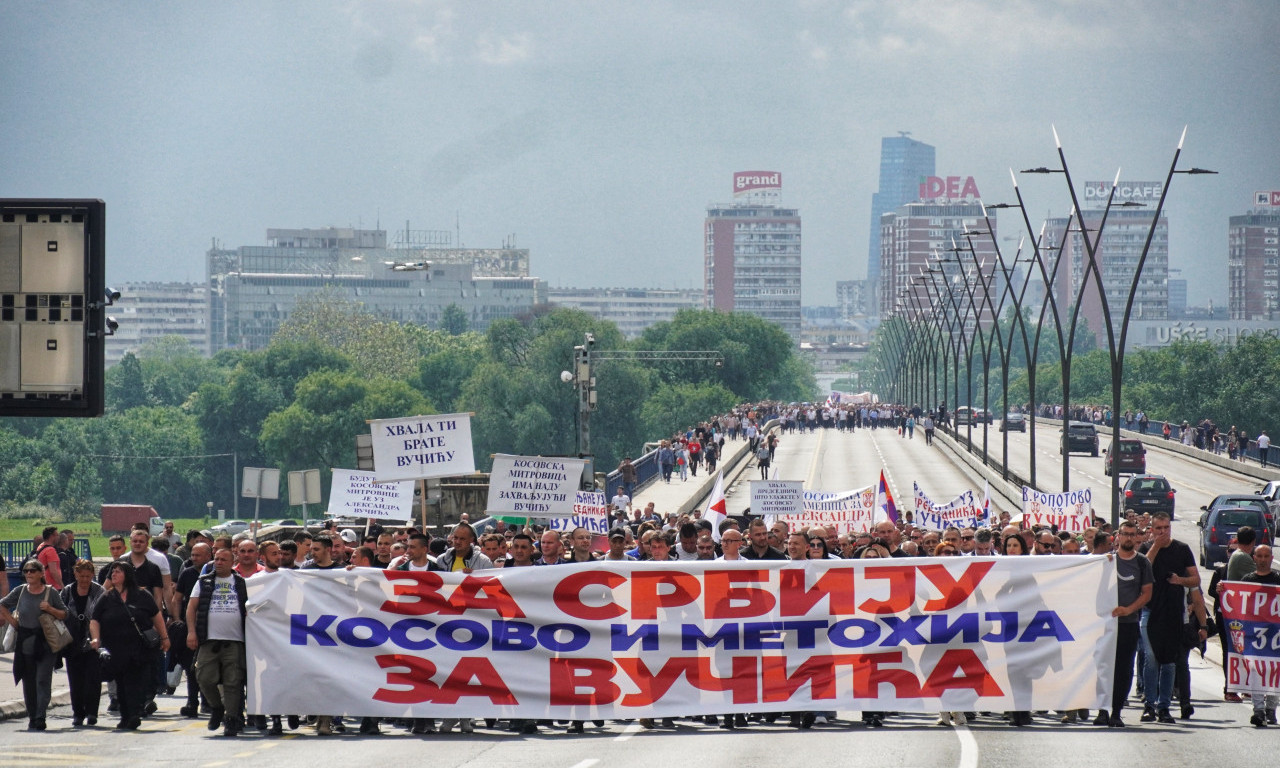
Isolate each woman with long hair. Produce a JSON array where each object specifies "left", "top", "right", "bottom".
[{"left": 89, "top": 561, "right": 170, "bottom": 730}]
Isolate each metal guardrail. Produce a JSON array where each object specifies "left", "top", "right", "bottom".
[{"left": 1, "top": 539, "right": 93, "bottom": 577}]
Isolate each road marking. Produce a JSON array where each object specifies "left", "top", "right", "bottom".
[
  {"left": 568, "top": 760, "right": 600, "bottom": 768},
  {"left": 805, "top": 427, "right": 826, "bottom": 487},
  {"left": 201, "top": 762, "right": 230, "bottom": 768},
  {"left": 233, "top": 751, "right": 256, "bottom": 758},
  {"left": 613, "top": 722, "right": 642, "bottom": 742},
  {"left": 955, "top": 723, "right": 979, "bottom": 768}
]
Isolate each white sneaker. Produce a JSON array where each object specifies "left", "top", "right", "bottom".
[
  {"left": 952, "top": 712, "right": 967, "bottom": 726},
  {"left": 813, "top": 715, "right": 828, "bottom": 725},
  {"left": 936, "top": 713, "right": 952, "bottom": 726}
]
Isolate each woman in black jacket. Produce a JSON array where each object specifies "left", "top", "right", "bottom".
[
  {"left": 89, "top": 561, "right": 170, "bottom": 730},
  {"left": 60, "top": 559, "right": 106, "bottom": 726}
]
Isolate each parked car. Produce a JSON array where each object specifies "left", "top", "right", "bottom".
[
  {"left": 211, "top": 519, "right": 251, "bottom": 537},
  {"left": 1198, "top": 505, "right": 1272, "bottom": 566},
  {"left": 265, "top": 519, "right": 300, "bottom": 528},
  {"left": 1257, "top": 481, "right": 1280, "bottom": 532},
  {"left": 1000, "top": 413, "right": 1026, "bottom": 433},
  {"left": 1202, "top": 493, "right": 1275, "bottom": 537},
  {"left": 1104, "top": 438, "right": 1147, "bottom": 476},
  {"left": 1121, "top": 475, "right": 1175, "bottom": 517},
  {"left": 954, "top": 407, "right": 993, "bottom": 426},
  {"left": 1060, "top": 421, "right": 1099, "bottom": 456}
]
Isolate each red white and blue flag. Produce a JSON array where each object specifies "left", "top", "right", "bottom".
[{"left": 876, "top": 470, "right": 899, "bottom": 523}]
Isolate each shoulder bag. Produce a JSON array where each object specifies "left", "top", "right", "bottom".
[
  {"left": 126, "top": 598, "right": 162, "bottom": 650},
  {"left": 37, "top": 587, "right": 73, "bottom": 653}
]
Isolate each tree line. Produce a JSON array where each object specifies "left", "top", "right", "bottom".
[{"left": 0, "top": 295, "right": 816, "bottom": 521}]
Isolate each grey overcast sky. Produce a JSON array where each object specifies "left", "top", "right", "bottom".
[{"left": 3, "top": 0, "right": 1278, "bottom": 306}]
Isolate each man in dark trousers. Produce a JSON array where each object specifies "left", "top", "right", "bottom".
[
  {"left": 1138, "top": 512, "right": 1198, "bottom": 724},
  {"left": 185, "top": 547, "right": 248, "bottom": 737},
  {"left": 1095, "top": 521, "right": 1152, "bottom": 727}
]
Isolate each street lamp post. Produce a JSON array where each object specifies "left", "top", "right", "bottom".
[{"left": 1019, "top": 127, "right": 1214, "bottom": 525}]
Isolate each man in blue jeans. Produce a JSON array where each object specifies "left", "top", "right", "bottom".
[{"left": 1138, "top": 513, "right": 1198, "bottom": 724}]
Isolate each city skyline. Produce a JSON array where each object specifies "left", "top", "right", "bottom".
[{"left": 3, "top": 1, "right": 1278, "bottom": 307}]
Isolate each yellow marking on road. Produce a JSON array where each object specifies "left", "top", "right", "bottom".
[
  {"left": 257, "top": 741, "right": 281, "bottom": 748},
  {"left": 805, "top": 427, "right": 826, "bottom": 488},
  {"left": 233, "top": 751, "right": 256, "bottom": 758},
  {"left": 201, "top": 762, "right": 229, "bottom": 768},
  {"left": 0, "top": 757, "right": 93, "bottom": 765}
]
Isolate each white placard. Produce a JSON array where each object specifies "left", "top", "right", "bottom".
[
  {"left": 750, "top": 480, "right": 804, "bottom": 518},
  {"left": 1021, "top": 486, "right": 1094, "bottom": 532},
  {"left": 546, "top": 491, "right": 611, "bottom": 535},
  {"left": 487, "top": 454, "right": 588, "bottom": 517},
  {"left": 369, "top": 413, "right": 475, "bottom": 482},
  {"left": 328, "top": 469, "right": 415, "bottom": 520}
]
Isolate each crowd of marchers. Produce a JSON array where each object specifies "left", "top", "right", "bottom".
[{"left": 9, "top": 501, "right": 1277, "bottom": 736}]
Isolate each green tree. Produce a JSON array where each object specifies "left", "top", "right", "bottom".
[
  {"left": 640, "top": 382, "right": 739, "bottom": 440},
  {"left": 440, "top": 303, "right": 469, "bottom": 336},
  {"left": 58, "top": 458, "right": 102, "bottom": 520},
  {"left": 260, "top": 369, "right": 432, "bottom": 495},
  {"left": 639, "top": 309, "right": 813, "bottom": 402},
  {"left": 274, "top": 289, "right": 420, "bottom": 380},
  {"left": 106, "top": 353, "right": 149, "bottom": 411}
]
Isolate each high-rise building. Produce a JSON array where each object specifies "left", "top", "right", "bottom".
[
  {"left": 704, "top": 172, "right": 802, "bottom": 341},
  {"left": 547, "top": 287, "right": 701, "bottom": 338},
  {"left": 1228, "top": 191, "right": 1280, "bottom": 320},
  {"left": 1043, "top": 182, "right": 1169, "bottom": 345},
  {"left": 867, "top": 135, "right": 935, "bottom": 302},
  {"left": 1167, "top": 272, "right": 1187, "bottom": 319},
  {"left": 207, "top": 227, "right": 541, "bottom": 352},
  {"left": 836, "top": 279, "right": 875, "bottom": 320},
  {"left": 105, "top": 282, "right": 209, "bottom": 366},
  {"left": 878, "top": 175, "right": 996, "bottom": 322}
]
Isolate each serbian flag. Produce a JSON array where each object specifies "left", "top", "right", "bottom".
[
  {"left": 703, "top": 472, "right": 728, "bottom": 541},
  {"left": 876, "top": 470, "right": 899, "bottom": 523}
]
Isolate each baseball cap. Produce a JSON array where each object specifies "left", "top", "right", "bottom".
[
  {"left": 339, "top": 529, "right": 358, "bottom": 544},
  {"left": 608, "top": 528, "right": 627, "bottom": 541}
]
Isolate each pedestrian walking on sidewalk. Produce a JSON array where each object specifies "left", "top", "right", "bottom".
[{"left": 1, "top": 560, "right": 69, "bottom": 731}]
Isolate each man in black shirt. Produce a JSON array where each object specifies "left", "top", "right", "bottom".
[
  {"left": 742, "top": 519, "right": 786, "bottom": 560},
  {"left": 1138, "top": 512, "right": 1198, "bottom": 724}
]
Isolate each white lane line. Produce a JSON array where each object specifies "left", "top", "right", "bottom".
[
  {"left": 569, "top": 759, "right": 601, "bottom": 768},
  {"left": 612, "top": 722, "right": 642, "bottom": 742},
  {"left": 805, "top": 427, "right": 826, "bottom": 487},
  {"left": 954, "top": 723, "right": 979, "bottom": 768}
]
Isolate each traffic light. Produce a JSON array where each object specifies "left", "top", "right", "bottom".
[{"left": 0, "top": 199, "right": 107, "bottom": 417}]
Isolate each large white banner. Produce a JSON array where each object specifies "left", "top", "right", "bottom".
[
  {"left": 546, "top": 491, "right": 611, "bottom": 535},
  {"left": 768, "top": 485, "right": 884, "bottom": 533},
  {"left": 369, "top": 413, "right": 475, "bottom": 482},
  {"left": 246, "top": 557, "right": 1118, "bottom": 718},
  {"left": 328, "top": 469, "right": 416, "bottom": 521},
  {"left": 487, "top": 454, "right": 588, "bottom": 517},
  {"left": 913, "top": 483, "right": 988, "bottom": 531},
  {"left": 750, "top": 480, "right": 804, "bottom": 518},
  {"left": 1020, "top": 486, "right": 1093, "bottom": 532}
]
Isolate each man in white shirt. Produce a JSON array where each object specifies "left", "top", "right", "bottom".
[
  {"left": 185, "top": 548, "right": 248, "bottom": 736},
  {"left": 717, "top": 530, "right": 746, "bottom": 560}
]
